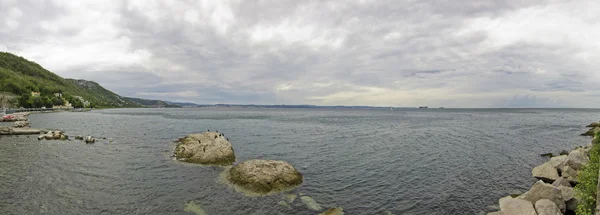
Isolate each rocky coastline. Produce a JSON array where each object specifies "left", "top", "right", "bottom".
[{"left": 488, "top": 122, "right": 600, "bottom": 215}]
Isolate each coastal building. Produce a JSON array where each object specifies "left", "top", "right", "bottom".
[{"left": 31, "top": 92, "right": 40, "bottom": 97}]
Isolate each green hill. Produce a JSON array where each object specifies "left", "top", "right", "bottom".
[
  {"left": 124, "top": 97, "right": 181, "bottom": 108},
  {"left": 0, "top": 52, "right": 142, "bottom": 108}
]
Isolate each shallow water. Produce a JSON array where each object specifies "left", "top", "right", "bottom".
[{"left": 0, "top": 108, "right": 598, "bottom": 215}]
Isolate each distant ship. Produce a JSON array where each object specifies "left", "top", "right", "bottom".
[{"left": 419, "top": 106, "right": 428, "bottom": 109}]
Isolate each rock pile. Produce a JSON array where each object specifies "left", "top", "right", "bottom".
[
  {"left": 488, "top": 144, "right": 590, "bottom": 214},
  {"left": 38, "top": 131, "right": 68, "bottom": 140}
]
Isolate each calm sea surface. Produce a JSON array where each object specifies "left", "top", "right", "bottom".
[{"left": 1, "top": 108, "right": 599, "bottom": 215}]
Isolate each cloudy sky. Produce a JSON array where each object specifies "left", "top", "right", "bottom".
[{"left": 1, "top": 0, "right": 599, "bottom": 107}]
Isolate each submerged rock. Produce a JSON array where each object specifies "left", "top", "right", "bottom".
[
  {"left": 540, "top": 153, "right": 553, "bottom": 158},
  {"left": 320, "top": 207, "right": 344, "bottom": 215},
  {"left": 532, "top": 162, "right": 559, "bottom": 182},
  {"left": 284, "top": 194, "right": 297, "bottom": 204},
  {"left": 278, "top": 200, "right": 291, "bottom": 209},
  {"left": 226, "top": 159, "right": 303, "bottom": 195},
  {"left": 174, "top": 132, "right": 235, "bottom": 165},
  {"left": 183, "top": 201, "right": 207, "bottom": 215},
  {"left": 534, "top": 199, "right": 561, "bottom": 215},
  {"left": 518, "top": 180, "right": 565, "bottom": 213},
  {"left": 300, "top": 196, "right": 323, "bottom": 211}
]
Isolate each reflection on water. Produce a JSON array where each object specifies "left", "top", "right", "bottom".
[{"left": 0, "top": 108, "right": 598, "bottom": 214}]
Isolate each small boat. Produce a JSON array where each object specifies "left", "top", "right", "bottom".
[{"left": 418, "top": 106, "right": 428, "bottom": 109}]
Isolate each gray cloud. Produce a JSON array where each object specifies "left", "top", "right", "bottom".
[{"left": 0, "top": 0, "right": 598, "bottom": 107}]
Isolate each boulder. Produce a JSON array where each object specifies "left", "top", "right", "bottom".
[
  {"left": 13, "top": 121, "right": 29, "bottom": 128},
  {"left": 320, "top": 207, "right": 344, "bottom": 215},
  {"left": 84, "top": 136, "right": 95, "bottom": 144},
  {"left": 563, "top": 148, "right": 589, "bottom": 170},
  {"left": 548, "top": 155, "right": 567, "bottom": 169},
  {"left": 518, "top": 180, "right": 565, "bottom": 213},
  {"left": 560, "top": 166, "right": 578, "bottom": 183},
  {"left": 551, "top": 177, "right": 571, "bottom": 187},
  {"left": 558, "top": 185, "right": 574, "bottom": 201},
  {"left": 227, "top": 159, "right": 303, "bottom": 195},
  {"left": 174, "top": 132, "right": 235, "bottom": 165},
  {"left": 532, "top": 162, "right": 559, "bottom": 182},
  {"left": 498, "top": 197, "right": 537, "bottom": 215},
  {"left": 534, "top": 199, "right": 561, "bottom": 215}
]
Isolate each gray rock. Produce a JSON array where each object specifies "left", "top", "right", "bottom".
[
  {"left": 566, "top": 197, "right": 580, "bottom": 212},
  {"left": 563, "top": 148, "right": 589, "bottom": 170},
  {"left": 499, "top": 197, "right": 537, "bottom": 215},
  {"left": 549, "top": 155, "right": 567, "bottom": 168},
  {"left": 227, "top": 159, "right": 303, "bottom": 195},
  {"left": 551, "top": 177, "right": 570, "bottom": 187},
  {"left": 518, "top": 180, "right": 565, "bottom": 213},
  {"left": 532, "top": 162, "right": 559, "bottom": 182},
  {"left": 174, "top": 132, "right": 235, "bottom": 165},
  {"left": 560, "top": 165, "right": 578, "bottom": 183},
  {"left": 558, "top": 185, "right": 574, "bottom": 201},
  {"left": 534, "top": 199, "right": 561, "bottom": 215}
]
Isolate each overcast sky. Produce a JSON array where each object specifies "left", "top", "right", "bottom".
[{"left": 1, "top": 0, "right": 599, "bottom": 107}]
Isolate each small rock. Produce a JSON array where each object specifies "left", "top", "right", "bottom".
[
  {"left": 75, "top": 135, "right": 84, "bottom": 140},
  {"left": 278, "top": 200, "right": 291, "bottom": 209},
  {"left": 559, "top": 150, "right": 569, "bottom": 156},
  {"left": 540, "top": 153, "right": 553, "bottom": 158}
]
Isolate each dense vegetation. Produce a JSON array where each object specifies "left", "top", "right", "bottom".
[
  {"left": 0, "top": 52, "right": 142, "bottom": 108},
  {"left": 124, "top": 97, "right": 180, "bottom": 108},
  {"left": 575, "top": 131, "right": 600, "bottom": 215}
]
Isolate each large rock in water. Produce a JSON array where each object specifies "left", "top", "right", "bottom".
[
  {"left": 532, "top": 162, "right": 559, "bottom": 182},
  {"left": 227, "top": 159, "right": 303, "bottom": 195},
  {"left": 518, "top": 180, "right": 565, "bottom": 213},
  {"left": 497, "top": 196, "right": 537, "bottom": 215},
  {"left": 534, "top": 199, "right": 562, "bottom": 215},
  {"left": 174, "top": 132, "right": 235, "bottom": 165}
]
